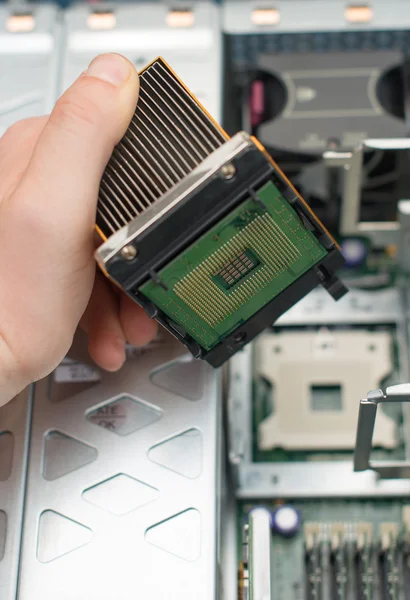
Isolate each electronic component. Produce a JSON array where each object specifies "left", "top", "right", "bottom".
[
  {"left": 229, "top": 286, "right": 409, "bottom": 498},
  {"left": 255, "top": 329, "right": 396, "bottom": 451},
  {"left": 95, "top": 57, "right": 347, "bottom": 367},
  {"left": 340, "top": 238, "right": 368, "bottom": 269},
  {"left": 271, "top": 505, "right": 301, "bottom": 538},
  {"left": 239, "top": 500, "right": 410, "bottom": 600}
]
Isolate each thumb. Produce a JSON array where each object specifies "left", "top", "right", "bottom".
[
  {"left": 18, "top": 53, "right": 139, "bottom": 234},
  {"left": 0, "top": 53, "right": 139, "bottom": 384}
]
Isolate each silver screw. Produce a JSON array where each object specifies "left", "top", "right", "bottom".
[
  {"left": 120, "top": 245, "right": 137, "bottom": 261},
  {"left": 221, "top": 163, "right": 236, "bottom": 180}
]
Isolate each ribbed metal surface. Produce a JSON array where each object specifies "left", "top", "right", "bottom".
[{"left": 97, "top": 58, "right": 227, "bottom": 238}]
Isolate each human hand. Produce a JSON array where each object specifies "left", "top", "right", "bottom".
[{"left": 0, "top": 53, "right": 158, "bottom": 406}]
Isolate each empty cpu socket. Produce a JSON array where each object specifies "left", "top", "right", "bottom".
[{"left": 95, "top": 57, "right": 347, "bottom": 367}]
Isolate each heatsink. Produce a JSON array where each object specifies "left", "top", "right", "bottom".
[{"left": 95, "top": 57, "right": 347, "bottom": 367}]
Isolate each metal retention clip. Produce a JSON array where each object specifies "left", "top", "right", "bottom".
[{"left": 354, "top": 384, "right": 410, "bottom": 479}]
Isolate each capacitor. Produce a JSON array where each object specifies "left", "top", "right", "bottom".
[
  {"left": 340, "top": 238, "right": 367, "bottom": 268},
  {"left": 271, "top": 505, "right": 301, "bottom": 538}
]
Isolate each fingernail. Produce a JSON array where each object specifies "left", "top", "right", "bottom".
[
  {"left": 86, "top": 54, "right": 131, "bottom": 87},
  {"left": 105, "top": 338, "right": 126, "bottom": 372},
  {"left": 114, "top": 337, "right": 126, "bottom": 369}
]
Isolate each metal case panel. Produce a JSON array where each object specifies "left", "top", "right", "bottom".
[
  {"left": 61, "top": 1, "right": 221, "bottom": 121},
  {"left": 0, "top": 6, "right": 59, "bottom": 597},
  {"left": 0, "top": 391, "right": 31, "bottom": 600},
  {"left": 223, "top": 0, "right": 410, "bottom": 34},
  {"left": 17, "top": 339, "right": 222, "bottom": 600},
  {"left": 0, "top": 4, "right": 60, "bottom": 136}
]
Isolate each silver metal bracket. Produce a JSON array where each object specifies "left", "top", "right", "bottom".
[
  {"left": 398, "top": 200, "right": 410, "bottom": 273},
  {"left": 326, "top": 139, "right": 410, "bottom": 247},
  {"left": 354, "top": 384, "right": 410, "bottom": 479}
]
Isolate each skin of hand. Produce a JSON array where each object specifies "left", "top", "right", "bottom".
[{"left": 0, "top": 53, "right": 158, "bottom": 407}]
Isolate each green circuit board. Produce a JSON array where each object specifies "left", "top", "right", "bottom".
[
  {"left": 238, "top": 499, "right": 410, "bottom": 600},
  {"left": 139, "top": 180, "right": 327, "bottom": 350}
]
